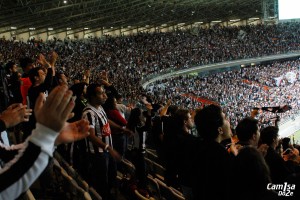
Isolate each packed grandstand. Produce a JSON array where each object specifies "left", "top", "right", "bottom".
[{"left": 1, "top": 23, "right": 300, "bottom": 129}]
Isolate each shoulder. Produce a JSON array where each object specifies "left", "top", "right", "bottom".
[
  {"left": 116, "top": 103, "right": 126, "bottom": 109},
  {"left": 82, "top": 106, "right": 94, "bottom": 115}
]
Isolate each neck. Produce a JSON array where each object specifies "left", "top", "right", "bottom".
[
  {"left": 215, "top": 137, "right": 222, "bottom": 144},
  {"left": 90, "top": 102, "right": 101, "bottom": 109},
  {"left": 183, "top": 127, "right": 190, "bottom": 134}
]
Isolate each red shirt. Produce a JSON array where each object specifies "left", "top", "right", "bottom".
[
  {"left": 106, "top": 109, "right": 127, "bottom": 126},
  {"left": 20, "top": 77, "right": 32, "bottom": 105}
]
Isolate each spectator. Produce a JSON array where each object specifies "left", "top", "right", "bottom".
[
  {"left": 260, "top": 126, "right": 293, "bottom": 184},
  {"left": 192, "top": 104, "right": 233, "bottom": 200},
  {"left": 0, "top": 85, "right": 89, "bottom": 199},
  {"left": 81, "top": 83, "right": 121, "bottom": 200},
  {"left": 127, "top": 107, "right": 152, "bottom": 189},
  {"left": 173, "top": 109, "right": 197, "bottom": 200},
  {"left": 232, "top": 146, "right": 279, "bottom": 200}
]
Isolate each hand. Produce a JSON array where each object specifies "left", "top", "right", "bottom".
[
  {"left": 0, "top": 103, "right": 32, "bottom": 128},
  {"left": 123, "top": 128, "right": 134, "bottom": 137},
  {"left": 234, "top": 144, "right": 243, "bottom": 152},
  {"left": 35, "top": 85, "right": 74, "bottom": 132},
  {"left": 145, "top": 103, "right": 153, "bottom": 111},
  {"left": 107, "top": 146, "right": 122, "bottom": 161},
  {"left": 229, "top": 143, "right": 239, "bottom": 156},
  {"left": 37, "top": 53, "right": 50, "bottom": 68},
  {"left": 100, "top": 70, "right": 108, "bottom": 82},
  {"left": 55, "top": 119, "right": 90, "bottom": 145},
  {"left": 49, "top": 51, "right": 58, "bottom": 67},
  {"left": 84, "top": 69, "right": 91, "bottom": 77},
  {"left": 166, "top": 99, "right": 172, "bottom": 106},
  {"left": 190, "top": 109, "right": 196, "bottom": 119},
  {"left": 99, "top": 78, "right": 111, "bottom": 87}
]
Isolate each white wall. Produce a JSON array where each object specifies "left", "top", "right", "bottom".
[
  {"left": 0, "top": 18, "right": 265, "bottom": 40},
  {"left": 228, "top": 20, "right": 248, "bottom": 27},
  {"left": 57, "top": 32, "right": 67, "bottom": 40},
  {"left": 0, "top": 32, "right": 11, "bottom": 40}
]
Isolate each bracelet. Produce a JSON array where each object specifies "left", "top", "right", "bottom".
[{"left": 104, "top": 144, "right": 109, "bottom": 151}]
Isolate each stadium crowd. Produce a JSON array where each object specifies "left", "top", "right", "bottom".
[
  {"left": 147, "top": 59, "right": 300, "bottom": 128},
  {"left": 1, "top": 22, "right": 300, "bottom": 101}
]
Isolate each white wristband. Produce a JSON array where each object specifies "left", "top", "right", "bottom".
[{"left": 104, "top": 144, "right": 109, "bottom": 151}]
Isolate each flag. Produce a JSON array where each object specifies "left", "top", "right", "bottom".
[{"left": 260, "top": 105, "right": 292, "bottom": 113}]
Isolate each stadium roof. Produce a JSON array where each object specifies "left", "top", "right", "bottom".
[{"left": 0, "top": 0, "right": 273, "bottom": 35}]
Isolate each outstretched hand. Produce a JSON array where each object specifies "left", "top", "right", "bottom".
[
  {"left": 0, "top": 103, "right": 32, "bottom": 128},
  {"left": 37, "top": 53, "right": 50, "bottom": 68},
  {"left": 55, "top": 119, "right": 90, "bottom": 145},
  {"left": 49, "top": 51, "right": 58, "bottom": 67}
]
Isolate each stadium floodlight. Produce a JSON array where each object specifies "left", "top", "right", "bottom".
[
  {"left": 66, "top": 28, "right": 72, "bottom": 30},
  {"left": 230, "top": 19, "right": 240, "bottom": 22},
  {"left": 48, "top": 28, "right": 53, "bottom": 31},
  {"left": 10, "top": 27, "right": 17, "bottom": 30},
  {"left": 211, "top": 20, "right": 222, "bottom": 23},
  {"left": 84, "top": 27, "right": 89, "bottom": 30},
  {"left": 249, "top": 17, "right": 260, "bottom": 20},
  {"left": 29, "top": 27, "right": 35, "bottom": 30}
]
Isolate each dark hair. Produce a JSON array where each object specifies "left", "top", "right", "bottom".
[
  {"left": 127, "top": 108, "right": 142, "bottom": 131},
  {"left": 103, "top": 96, "right": 116, "bottom": 111},
  {"left": 28, "top": 67, "right": 42, "bottom": 85},
  {"left": 19, "top": 57, "right": 33, "bottom": 69},
  {"left": 5, "top": 61, "right": 15, "bottom": 72},
  {"left": 69, "top": 82, "right": 87, "bottom": 97},
  {"left": 115, "top": 93, "right": 123, "bottom": 100},
  {"left": 259, "top": 126, "right": 279, "bottom": 146},
  {"left": 86, "top": 83, "right": 103, "bottom": 101},
  {"left": 173, "top": 109, "right": 190, "bottom": 130},
  {"left": 236, "top": 117, "right": 259, "bottom": 142},
  {"left": 281, "top": 137, "right": 291, "bottom": 151},
  {"left": 167, "top": 105, "right": 179, "bottom": 116},
  {"left": 194, "top": 104, "right": 223, "bottom": 140}
]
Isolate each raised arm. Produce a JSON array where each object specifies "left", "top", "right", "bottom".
[{"left": 0, "top": 85, "right": 89, "bottom": 199}]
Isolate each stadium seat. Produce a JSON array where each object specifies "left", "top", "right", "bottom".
[
  {"left": 134, "top": 189, "right": 156, "bottom": 200},
  {"left": 147, "top": 174, "right": 161, "bottom": 200},
  {"left": 144, "top": 157, "right": 154, "bottom": 175},
  {"left": 152, "top": 161, "right": 165, "bottom": 181},
  {"left": 155, "top": 178, "right": 185, "bottom": 200}
]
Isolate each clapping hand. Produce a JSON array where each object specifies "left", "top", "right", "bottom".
[
  {"left": 0, "top": 103, "right": 32, "bottom": 128},
  {"left": 55, "top": 120, "right": 89, "bottom": 145},
  {"left": 35, "top": 85, "right": 89, "bottom": 144}
]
